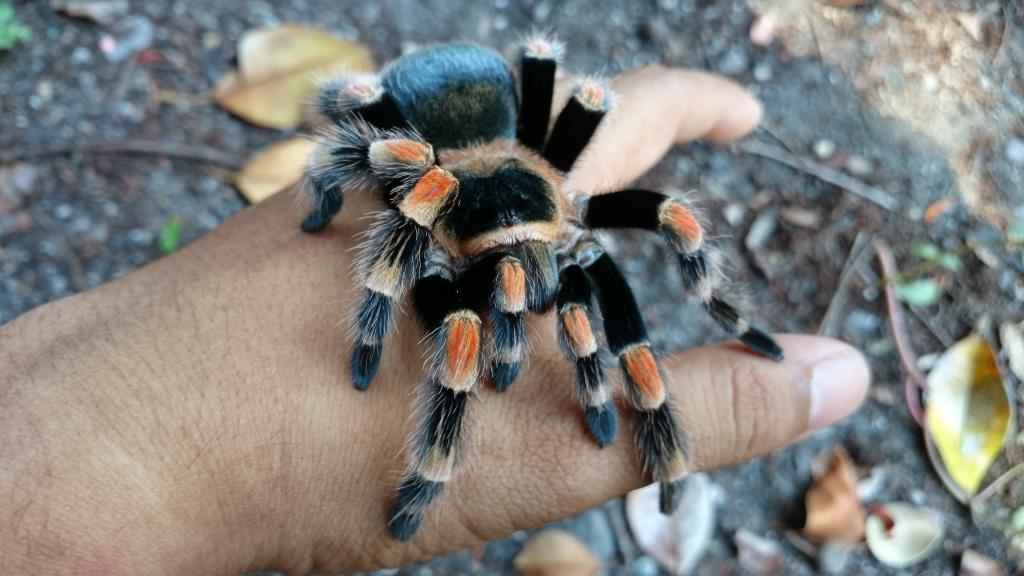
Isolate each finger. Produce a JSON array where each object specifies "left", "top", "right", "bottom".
[
  {"left": 565, "top": 66, "right": 763, "bottom": 194},
  {"left": 448, "top": 335, "right": 869, "bottom": 537}
]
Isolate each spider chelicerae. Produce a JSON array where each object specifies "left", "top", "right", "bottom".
[{"left": 300, "top": 35, "right": 783, "bottom": 541}]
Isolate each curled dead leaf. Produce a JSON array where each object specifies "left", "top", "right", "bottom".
[
  {"left": 513, "top": 529, "right": 601, "bottom": 576},
  {"left": 803, "top": 447, "right": 865, "bottom": 545},
  {"left": 925, "top": 333, "right": 1012, "bottom": 499},
  {"left": 235, "top": 137, "right": 315, "bottom": 203},
  {"left": 215, "top": 24, "right": 373, "bottom": 129},
  {"left": 960, "top": 549, "right": 1006, "bottom": 576},
  {"left": 865, "top": 503, "right": 944, "bottom": 568},
  {"left": 626, "top": 475, "right": 722, "bottom": 575}
]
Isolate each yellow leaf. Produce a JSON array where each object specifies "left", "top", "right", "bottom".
[
  {"left": 235, "top": 137, "right": 315, "bottom": 203},
  {"left": 214, "top": 24, "right": 373, "bottom": 129},
  {"left": 513, "top": 529, "right": 601, "bottom": 576},
  {"left": 925, "top": 333, "right": 1011, "bottom": 497}
]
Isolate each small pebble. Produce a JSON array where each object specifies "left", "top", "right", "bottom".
[
  {"left": 723, "top": 202, "right": 746, "bottom": 227},
  {"left": 54, "top": 203, "right": 73, "bottom": 221},
  {"left": 718, "top": 46, "right": 749, "bottom": 75},
  {"left": 630, "top": 555, "right": 660, "bottom": 576},
  {"left": 753, "top": 61, "right": 773, "bottom": 82},
  {"left": 844, "top": 154, "right": 873, "bottom": 176},
  {"left": 813, "top": 139, "right": 836, "bottom": 159},
  {"left": 1005, "top": 138, "right": 1024, "bottom": 166},
  {"left": 745, "top": 209, "right": 778, "bottom": 251},
  {"left": 818, "top": 542, "right": 851, "bottom": 574}
]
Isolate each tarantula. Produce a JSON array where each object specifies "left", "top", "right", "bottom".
[{"left": 300, "top": 36, "right": 783, "bottom": 541}]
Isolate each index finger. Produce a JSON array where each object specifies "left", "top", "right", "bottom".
[{"left": 564, "top": 65, "right": 763, "bottom": 194}]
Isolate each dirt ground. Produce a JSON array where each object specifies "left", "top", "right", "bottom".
[{"left": 2, "top": 0, "right": 1023, "bottom": 574}]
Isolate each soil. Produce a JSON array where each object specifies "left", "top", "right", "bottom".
[{"left": 2, "top": 0, "right": 1023, "bottom": 574}]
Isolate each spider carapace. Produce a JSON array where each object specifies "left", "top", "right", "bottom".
[{"left": 300, "top": 37, "right": 783, "bottom": 540}]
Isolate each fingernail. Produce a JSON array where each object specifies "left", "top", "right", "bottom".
[{"left": 808, "top": 350, "right": 870, "bottom": 430}]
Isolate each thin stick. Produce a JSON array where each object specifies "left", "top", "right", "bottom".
[
  {"left": 0, "top": 140, "right": 244, "bottom": 170},
  {"left": 818, "top": 231, "right": 871, "bottom": 337},
  {"left": 738, "top": 140, "right": 898, "bottom": 211}
]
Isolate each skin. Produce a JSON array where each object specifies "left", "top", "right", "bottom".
[{"left": 0, "top": 66, "right": 870, "bottom": 575}]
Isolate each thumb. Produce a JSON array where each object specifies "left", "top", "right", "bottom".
[{"left": 660, "top": 334, "right": 870, "bottom": 472}]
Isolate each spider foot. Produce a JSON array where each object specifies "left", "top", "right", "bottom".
[
  {"left": 388, "top": 473, "right": 443, "bottom": 541},
  {"left": 351, "top": 342, "right": 382, "bottom": 390},
  {"left": 584, "top": 402, "right": 618, "bottom": 447}
]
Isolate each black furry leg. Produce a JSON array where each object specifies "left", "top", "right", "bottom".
[
  {"left": 390, "top": 253, "right": 482, "bottom": 540},
  {"left": 543, "top": 79, "right": 612, "bottom": 173},
  {"left": 512, "top": 241, "right": 559, "bottom": 313},
  {"left": 462, "top": 252, "right": 528, "bottom": 391},
  {"left": 583, "top": 189, "right": 783, "bottom": 361},
  {"left": 517, "top": 35, "right": 561, "bottom": 151},
  {"left": 351, "top": 211, "right": 429, "bottom": 390},
  {"left": 316, "top": 73, "right": 407, "bottom": 130},
  {"left": 556, "top": 261, "right": 617, "bottom": 447},
  {"left": 580, "top": 242, "right": 688, "bottom": 512},
  {"left": 300, "top": 175, "right": 344, "bottom": 233}
]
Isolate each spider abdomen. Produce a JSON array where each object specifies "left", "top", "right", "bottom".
[{"left": 382, "top": 43, "right": 517, "bottom": 150}]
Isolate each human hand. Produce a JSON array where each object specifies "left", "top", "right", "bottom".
[{"left": 0, "top": 66, "right": 869, "bottom": 575}]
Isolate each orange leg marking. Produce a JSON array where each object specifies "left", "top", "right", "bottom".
[
  {"left": 385, "top": 139, "right": 432, "bottom": 165},
  {"left": 662, "top": 203, "right": 704, "bottom": 246},
  {"left": 562, "top": 306, "right": 597, "bottom": 357},
  {"left": 445, "top": 316, "right": 481, "bottom": 388},
  {"left": 497, "top": 259, "right": 526, "bottom": 312},
  {"left": 408, "top": 167, "right": 456, "bottom": 207},
  {"left": 623, "top": 346, "right": 664, "bottom": 405}
]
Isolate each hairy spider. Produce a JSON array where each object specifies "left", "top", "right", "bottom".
[{"left": 301, "top": 36, "right": 783, "bottom": 541}]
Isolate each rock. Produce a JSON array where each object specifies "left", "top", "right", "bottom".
[
  {"left": 818, "top": 542, "right": 851, "bottom": 574},
  {"left": 843, "top": 309, "right": 882, "bottom": 338},
  {"left": 745, "top": 209, "right": 778, "bottom": 251},
  {"left": 629, "top": 556, "right": 660, "bottom": 576},
  {"left": 749, "top": 14, "right": 777, "bottom": 46},
  {"left": 844, "top": 154, "right": 873, "bottom": 177},
  {"left": 723, "top": 202, "right": 746, "bottom": 227},
  {"left": 1004, "top": 138, "right": 1024, "bottom": 166},
  {"left": 813, "top": 139, "right": 836, "bottom": 159},
  {"left": 719, "top": 46, "right": 749, "bottom": 75},
  {"left": 753, "top": 61, "right": 773, "bottom": 82}
]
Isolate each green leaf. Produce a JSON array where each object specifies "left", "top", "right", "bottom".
[
  {"left": 910, "top": 243, "right": 941, "bottom": 261},
  {"left": 937, "top": 252, "right": 963, "bottom": 272},
  {"left": 1009, "top": 223, "right": 1024, "bottom": 243},
  {"left": 157, "top": 218, "right": 183, "bottom": 254},
  {"left": 0, "top": 2, "right": 31, "bottom": 51},
  {"left": 896, "top": 279, "right": 942, "bottom": 306}
]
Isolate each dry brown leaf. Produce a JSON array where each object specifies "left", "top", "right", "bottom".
[
  {"left": 235, "top": 137, "right": 315, "bottom": 203},
  {"left": 803, "top": 447, "right": 865, "bottom": 544},
  {"left": 924, "top": 197, "right": 955, "bottom": 225},
  {"left": 214, "top": 24, "right": 373, "bottom": 129},
  {"left": 53, "top": 0, "right": 128, "bottom": 25},
  {"left": 513, "top": 529, "right": 601, "bottom": 576}
]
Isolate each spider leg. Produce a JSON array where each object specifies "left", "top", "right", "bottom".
[
  {"left": 516, "top": 34, "right": 562, "bottom": 152},
  {"left": 316, "top": 73, "right": 406, "bottom": 129},
  {"left": 512, "top": 240, "right": 560, "bottom": 313},
  {"left": 583, "top": 189, "right": 783, "bottom": 361},
  {"left": 390, "top": 255, "right": 482, "bottom": 541},
  {"left": 350, "top": 144, "right": 457, "bottom": 389},
  {"left": 555, "top": 259, "right": 618, "bottom": 446},
  {"left": 350, "top": 210, "right": 430, "bottom": 389},
  {"left": 580, "top": 241, "right": 688, "bottom": 513},
  {"left": 461, "top": 252, "right": 528, "bottom": 391},
  {"left": 542, "top": 79, "right": 613, "bottom": 173}
]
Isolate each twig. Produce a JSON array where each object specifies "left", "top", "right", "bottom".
[
  {"left": 738, "top": 140, "right": 899, "bottom": 211},
  {"left": 818, "top": 231, "right": 871, "bottom": 337},
  {"left": 874, "top": 239, "right": 928, "bottom": 426},
  {"left": 0, "top": 140, "right": 244, "bottom": 170}
]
